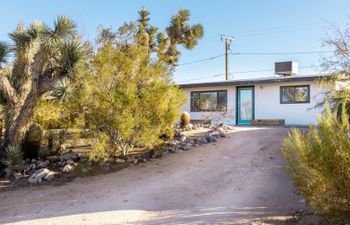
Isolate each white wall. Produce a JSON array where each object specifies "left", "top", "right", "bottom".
[
  {"left": 180, "top": 81, "right": 328, "bottom": 126},
  {"left": 180, "top": 86, "right": 236, "bottom": 125},
  {"left": 254, "top": 82, "right": 326, "bottom": 125}
]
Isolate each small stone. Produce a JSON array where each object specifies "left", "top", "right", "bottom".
[
  {"left": 62, "top": 164, "right": 73, "bottom": 173},
  {"left": 180, "top": 143, "right": 192, "bottom": 150},
  {"left": 206, "top": 135, "right": 217, "bottom": 143},
  {"left": 226, "top": 126, "right": 234, "bottom": 130},
  {"left": 180, "top": 133, "right": 187, "bottom": 142},
  {"left": 209, "top": 131, "right": 220, "bottom": 139},
  {"left": 198, "top": 138, "right": 209, "bottom": 144},
  {"left": 44, "top": 171, "right": 55, "bottom": 181},
  {"left": 133, "top": 159, "right": 138, "bottom": 165},
  {"left": 47, "top": 155, "right": 60, "bottom": 163},
  {"left": 139, "top": 151, "right": 152, "bottom": 161},
  {"left": 60, "top": 151, "right": 81, "bottom": 162},
  {"left": 81, "top": 168, "right": 89, "bottom": 173},
  {"left": 37, "top": 160, "right": 49, "bottom": 168},
  {"left": 66, "top": 159, "right": 74, "bottom": 165},
  {"left": 127, "top": 157, "right": 135, "bottom": 163},
  {"left": 217, "top": 127, "right": 226, "bottom": 137},
  {"left": 14, "top": 172, "right": 23, "bottom": 180},
  {"left": 115, "top": 158, "right": 126, "bottom": 163},
  {"left": 31, "top": 159, "right": 36, "bottom": 163},
  {"left": 299, "top": 198, "right": 306, "bottom": 205}
]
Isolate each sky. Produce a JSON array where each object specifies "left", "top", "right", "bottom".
[{"left": 0, "top": 0, "right": 349, "bottom": 83}]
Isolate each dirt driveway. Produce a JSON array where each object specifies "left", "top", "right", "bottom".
[{"left": 0, "top": 127, "right": 308, "bottom": 225}]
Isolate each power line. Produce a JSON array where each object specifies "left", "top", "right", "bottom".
[
  {"left": 176, "top": 53, "right": 225, "bottom": 66},
  {"left": 177, "top": 51, "right": 332, "bottom": 67},
  {"left": 177, "top": 73, "right": 225, "bottom": 83},
  {"left": 176, "top": 66, "right": 314, "bottom": 83},
  {"left": 232, "top": 65, "right": 312, "bottom": 74},
  {"left": 230, "top": 51, "right": 333, "bottom": 55}
]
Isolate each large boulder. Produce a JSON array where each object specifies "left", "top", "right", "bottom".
[{"left": 28, "top": 168, "right": 53, "bottom": 184}]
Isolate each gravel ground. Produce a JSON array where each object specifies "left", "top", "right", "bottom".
[{"left": 0, "top": 127, "right": 312, "bottom": 225}]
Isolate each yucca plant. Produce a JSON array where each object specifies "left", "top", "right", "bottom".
[
  {"left": 1, "top": 145, "right": 23, "bottom": 168},
  {"left": 0, "top": 16, "right": 84, "bottom": 152},
  {"left": 282, "top": 103, "right": 350, "bottom": 219}
]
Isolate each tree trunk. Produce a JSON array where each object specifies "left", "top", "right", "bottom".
[{"left": 3, "top": 88, "right": 40, "bottom": 149}]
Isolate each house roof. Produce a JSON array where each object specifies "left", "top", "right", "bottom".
[{"left": 177, "top": 74, "right": 331, "bottom": 89}]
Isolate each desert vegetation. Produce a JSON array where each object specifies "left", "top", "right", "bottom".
[
  {"left": 282, "top": 22, "right": 350, "bottom": 221},
  {"left": 0, "top": 8, "right": 205, "bottom": 182}
]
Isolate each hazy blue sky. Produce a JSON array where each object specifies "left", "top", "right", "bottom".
[{"left": 0, "top": 0, "right": 349, "bottom": 83}]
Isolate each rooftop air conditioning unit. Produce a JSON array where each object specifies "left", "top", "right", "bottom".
[{"left": 275, "top": 61, "right": 298, "bottom": 76}]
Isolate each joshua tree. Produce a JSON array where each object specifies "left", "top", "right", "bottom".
[
  {"left": 134, "top": 8, "right": 204, "bottom": 65},
  {"left": 0, "top": 16, "right": 83, "bottom": 151}
]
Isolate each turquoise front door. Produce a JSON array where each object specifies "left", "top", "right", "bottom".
[{"left": 237, "top": 87, "right": 254, "bottom": 125}]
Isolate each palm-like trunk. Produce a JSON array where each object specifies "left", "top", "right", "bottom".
[
  {"left": 0, "top": 16, "right": 82, "bottom": 155},
  {"left": 4, "top": 90, "right": 40, "bottom": 147}
]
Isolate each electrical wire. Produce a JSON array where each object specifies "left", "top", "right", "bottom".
[
  {"left": 230, "top": 51, "right": 333, "bottom": 55},
  {"left": 176, "top": 66, "right": 314, "bottom": 83},
  {"left": 177, "top": 73, "right": 225, "bottom": 83},
  {"left": 176, "top": 53, "right": 225, "bottom": 66},
  {"left": 176, "top": 51, "right": 332, "bottom": 67}
]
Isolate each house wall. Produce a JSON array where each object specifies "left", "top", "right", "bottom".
[
  {"left": 180, "top": 81, "right": 328, "bottom": 126},
  {"left": 180, "top": 85, "right": 236, "bottom": 125}
]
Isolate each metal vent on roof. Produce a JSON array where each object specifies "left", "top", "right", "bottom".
[{"left": 275, "top": 61, "right": 298, "bottom": 76}]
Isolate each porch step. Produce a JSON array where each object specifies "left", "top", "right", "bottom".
[{"left": 251, "top": 119, "right": 285, "bottom": 126}]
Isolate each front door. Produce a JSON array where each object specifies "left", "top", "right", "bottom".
[{"left": 237, "top": 87, "right": 254, "bottom": 125}]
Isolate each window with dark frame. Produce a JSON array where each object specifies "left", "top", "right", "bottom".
[
  {"left": 191, "top": 90, "right": 227, "bottom": 112},
  {"left": 280, "top": 85, "right": 310, "bottom": 104}
]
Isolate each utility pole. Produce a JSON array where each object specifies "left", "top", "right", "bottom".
[{"left": 221, "top": 35, "right": 234, "bottom": 80}]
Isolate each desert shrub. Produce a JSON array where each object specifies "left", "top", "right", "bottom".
[
  {"left": 38, "top": 148, "right": 51, "bottom": 160},
  {"left": 22, "top": 123, "right": 43, "bottom": 159},
  {"left": 282, "top": 103, "right": 350, "bottom": 219},
  {"left": 57, "top": 129, "right": 68, "bottom": 146},
  {"left": 45, "top": 130, "right": 56, "bottom": 151},
  {"left": 180, "top": 112, "right": 190, "bottom": 129},
  {"left": 45, "top": 129, "right": 69, "bottom": 154},
  {"left": 86, "top": 8, "right": 203, "bottom": 159},
  {"left": 89, "top": 133, "right": 111, "bottom": 161},
  {"left": 1, "top": 145, "right": 23, "bottom": 168},
  {"left": 34, "top": 101, "right": 68, "bottom": 129}
]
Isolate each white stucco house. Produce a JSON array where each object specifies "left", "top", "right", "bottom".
[{"left": 179, "top": 62, "right": 331, "bottom": 126}]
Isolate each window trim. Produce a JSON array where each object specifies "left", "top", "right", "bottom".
[
  {"left": 280, "top": 85, "right": 310, "bottom": 104},
  {"left": 190, "top": 90, "right": 228, "bottom": 112}
]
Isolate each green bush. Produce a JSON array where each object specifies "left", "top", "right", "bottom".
[
  {"left": 45, "top": 129, "right": 68, "bottom": 154},
  {"left": 1, "top": 145, "right": 23, "bottom": 168},
  {"left": 38, "top": 148, "right": 51, "bottom": 160},
  {"left": 282, "top": 104, "right": 350, "bottom": 219}
]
